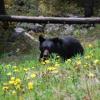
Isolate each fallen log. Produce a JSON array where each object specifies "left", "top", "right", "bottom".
[{"left": 0, "top": 15, "right": 100, "bottom": 24}]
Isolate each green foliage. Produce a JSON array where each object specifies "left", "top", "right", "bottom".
[
  {"left": 0, "top": 40, "right": 100, "bottom": 100},
  {"left": 6, "top": 0, "right": 39, "bottom": 16}
]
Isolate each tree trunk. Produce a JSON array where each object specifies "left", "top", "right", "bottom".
[
  {"left": 84, "top": 0, "right": 94, "bottom": 17},
  {"left": 0, "top": 0, "right": 6, "bottom": 14}
]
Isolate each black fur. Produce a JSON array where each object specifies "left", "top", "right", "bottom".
[{"left": 39, "top": 35, "right": 84, "bottom": 60}]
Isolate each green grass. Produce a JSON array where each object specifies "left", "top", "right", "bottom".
[{"left": 0, "top": 40, "right": 100, "bottom": 100}]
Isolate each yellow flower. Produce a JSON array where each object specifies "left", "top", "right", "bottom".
[
  {"left": 7, "top": 72, "right": 12, "bottom": 76},
  {"left": 28, "top": 82, "right": 33, "bottom": 90},
  {"left": 23, "top": 68, "right": 29, "bottom": 72},
  {"left": 45, "top": 60, "right": 50, "bottom": 64},
  {"left": 2, "top": 86, "right": 9, "bottom": 92},
  {"left": 31, "top": 73, "right": 36, "bottom": 78},
  {"left": 54, "top": 63, "right": 60, "bottom": 67},
  {"left": 14, "top": 68, "right": 19, "bottom": 72},
  {"left": 88, "top": 72, "right": 95, "bottom": 78},
  {"left": 83, "top": 63, "right": 89, "bottom": 68},
  {"left": 76, "top": 60, "right": 81, "bottom": 66},
  {"left": 41, "top": 61, "right": 45, "bottom": 65},
  {"left": 14, "top": 78, "right": 21, "bottom": 85},
  {"left": 9, "top": 80, "right": 15, "bottom": 85},
  {"left": 85, "top": 55, "right": 91, "bottom": 60},
  {"left": 11, "top": 77, "right": 15, "bottom": 81},
  {"left": 15, "top": 84, "right": 21, "bottom": 90},
  {"left": 13, "top": 66, "right": 17, "bottom": 69},
  {"left": 66, "top": 59, "right": 71, "bottom": 63},
  {"left": 47, "top": 67, "right": 57, "bottom": 71},
  {"left": 93, "top": 59, "right": 99, "bottom": 65},
  {"left": 12, "top": 90, "right": 16, "bottom": 95},
  {"left": 88, "top": 44, "right": 93, "bottom": 48}
]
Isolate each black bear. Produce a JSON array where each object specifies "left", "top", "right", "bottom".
[{"left": 39, "top": 35, "right": 84, "bottom": 60}]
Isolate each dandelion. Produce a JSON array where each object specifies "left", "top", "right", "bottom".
[
  {"left": 14, "top": 78, "right": 21, "bottom": 85},
  {"left": 23, "top": 68, "right": 29, "bottom": 72},
  {"left": 88, "top": 44, "right": 93, "bottom": 48},
  {"left": 47, "top": 67, "right": 57, "bottom": 71},
  {"left": 83, "top": 63, "right": 89, "bottom": 68},
  {"left": 13, "top": 66, "right": 17, "bottom": 69},
  {"left": 55, "top": 63, "right": 60, "bottom": 67},
  {"left": 45, "top": 60, "right": 50, "bottom": 64},
  {"left": 76, "top": 60, "right": 81, "bottom": 66},
  {"left": 11, "top": 77, "right": 15, "bottom": 81},
  {"left": 85, "top": 55, "right": 91, "bottom": 60},
  {"left": 14, "top": 68, "right": 19, "bottom": 72},
  {"left": 9, "top": 80, "right": 15, "bottom": 85},
  {"left": 15, "top": 84, "right": 21, "bottom": 90},
  {"left": 2, "top": 86, "right": 9, "bottom": 92},
  {"left": 88, "top": 72, "right": 95, "bottom": 78},
  {"left": 28, "top": 82, "right": 33, "bottom": 90},
  {"left": 12, "top": 90, "right": 16, "bottom": 95},
  {"left": 66, "top": 59, "right": 71, "bottom": 63},
  {"left": 41, "top": 61, "right": 45, "bottom": 65},
  {"left": 93, "top": 59, "right": 99, "bottom": 65},
  {"left": 31, "top": 73, "right": 36, "bottom": 78}
]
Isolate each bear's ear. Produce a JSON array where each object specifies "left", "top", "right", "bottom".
[{"left": 39, "top": 35, "right": 45, "bottom": 43}]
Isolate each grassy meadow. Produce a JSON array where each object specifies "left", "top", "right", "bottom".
[{"left": 0, "top": 31, "right": 100, "bottom": 100}]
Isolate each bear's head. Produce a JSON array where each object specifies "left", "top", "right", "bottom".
[{"left": 39, "top": 35, "right": 62, "bottom": 60}]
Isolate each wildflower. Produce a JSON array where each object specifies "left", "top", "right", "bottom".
[
  {"left": 28, "top": 82, "right": 33, "bottom": 90},
  {"left": 15, "top": 84, "right": 21, "bottom": 90},
  {"left": 45, "top": 60, "right": 50, "bottom": 64},
  {"left": 51, "top": 70, "right": 58, "bottom": 74},
  {"left": 14, "top": 78, "right": 21, "bottom": 85},
  {"left": 41, "top": 61, "right": 45, "bottom": 65},
  {"left": 9, "top": 80, "right": 15, "bottom": 85},
  {"left": 93, "top": 59, "right": 99, "bottom": 65},
  {"left": 11, "top": 77, "right": 15, "bottom": 81},
  {"left": 88, "top": 44, "right": 93, "bottom": 48},
  {"left": 47, "top": 67, "right": 57, "bottom": 71},
  {"left": 23, "top": 68, "right": 29, "bottom": 72},
  {"left": 13, "top": 66, "right": 17, "bottom": 69},
  {"left": 14, "top": 68, "right": 19, "bottom": 72},
  {"left": 55, "top": 63, "right": 60, "bottom": 67},
  {"left": 12, "top": 90, "right": 16, "bottom": 95},
  {"left": 83, "top": 63, "right": 89, "bottom": 68},
  {"left": 85, "top": 55, "right": 91, "bottom": 60},
  {"left": 31, "top": 73, "right": 36, "bottom": 78},
  {"left": 7, "top": 72, "right": 12, "bottom": 76},
  {"left": 76, "top": 60, "right": 81, "bottom": 66},
  {"left": 88, "top": 72, "right": 95, "bottom": 78},
  {"left": 2, "top": 86, "right": 9, "bottom": 92},
  {"left": 66, "top": 59, "right": 71, "bottom": 63}
]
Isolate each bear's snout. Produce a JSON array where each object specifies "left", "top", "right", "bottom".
[{"left": 43, "top": 49, "right": 49, "bottom": 59}]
